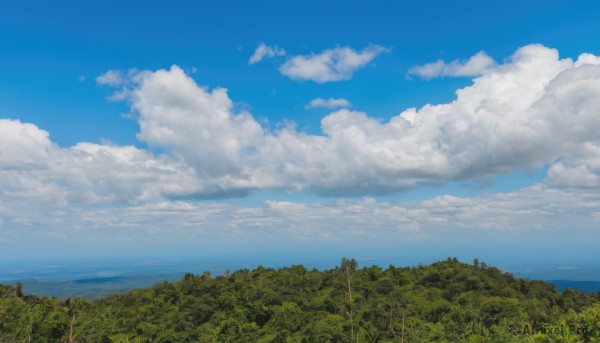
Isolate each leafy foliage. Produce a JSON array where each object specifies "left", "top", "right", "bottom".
[{"left": 1, "top": 258, "right": 599, "bottom": 342}]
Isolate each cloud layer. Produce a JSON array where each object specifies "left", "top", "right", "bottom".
[
  {"left": 2, "top": 44, "right": 600, "bottom": 248},
  {"left": 2, "top": 44, "right": 600, "bottom": 205},
  {"left": 2, "top": 184, "right": 598, "bottom": 247}
]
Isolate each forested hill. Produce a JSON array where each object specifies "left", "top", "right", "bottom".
[{"left": 1, "top": 258, "right": 599, "bottom": 342}]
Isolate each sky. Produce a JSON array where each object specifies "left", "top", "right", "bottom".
[{"left": 1, "top": 0, "right": 600, "bottom": 271}]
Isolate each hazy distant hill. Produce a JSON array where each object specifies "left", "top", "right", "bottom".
[
  {"left": 13, "top": 273, "right": 183, "bottom": 299},
  {"left": 10, "top": 274, "right": 600, "bottom": 300},
  {"left": 548, "top": 280, "right": 600, "bottom": 293}
]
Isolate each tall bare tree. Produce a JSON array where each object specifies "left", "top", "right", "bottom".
[{"left": 341, "top": 258, "right": 358, "bottom": 342}]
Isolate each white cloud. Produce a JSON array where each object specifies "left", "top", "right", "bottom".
[
  {"left": 408, "top": 51, "right": 496, "bottom": 79},
  {"left": 306, "top": 97, "right": 351, "bottom": 109},
  {"left": 96, "top": 70, "right": 124, "bottom": 86},
  {"left": 248, "top": 42, "right": 286, "bottom": 64},
  {"left": 280, "top": 45, "right": 388, "bottom": 82},
  {"left": 546, "top": 143, "right": 600, "bottom": 188},
  {"left": 0, "top": 119, "right": 201, "bottom": 205},
  {"left": 3, "top": 44, "right": 600, "bottom": 205},
  {"left": 3, "top": 45, "right": 600, "bottom": 249},
  {"left": 120, "top": 45, "right": 600, "bottom": 195},
  {"left": 2, "top": 184, "right": 599, "bottom": 249},
  {"left": 0, "top": 119, "right": 54, "bottom": 170},
  {"left": 130, "top": 66, "right": 265, "bottom": 182}
]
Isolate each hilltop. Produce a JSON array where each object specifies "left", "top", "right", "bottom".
[{"left": 1, "top": 258, "right": 599, "bottom": 342}]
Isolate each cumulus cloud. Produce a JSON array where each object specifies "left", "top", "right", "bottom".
[
  {"left": 96, "top": 70, "right": 124, "bottom": 86},
  {"left": 121, "top": 44, "right": 600, "bottom": 195},
  {"left": 280, "top": 45, "right": 388, "bottom": 82},
  {"left": 408, "top": 51, "right": 496, "bottom": 79},
  {"left": 130, "top": 66, "right": 264, "bottom": 180},
  {"left": 0, "top": 119, "right": 201, "bottom": 204},
  {"left": 3, "top": 44, "right": 600, "bottom": 205},
  {"left": 546, "top": 143, "right": 600, "bottom": 188},
  {"left": 306, "top": 98, "right": 351, "bottom": 109},
  {"left": 248, "top": 42, "right": 286, "bottom": 64},
  {"left": 3, "top": 44, "right": 600, "bottom": 250},
  {"left": 0, "top": 119, "right": 55, "bottom": 169},
  {"left": 96, "top": 69, "right": 145, "bottom": 101}
]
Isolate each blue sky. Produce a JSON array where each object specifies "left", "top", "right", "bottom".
[{"left": 1, "top": 1, "right": 600, "bottom": 270}]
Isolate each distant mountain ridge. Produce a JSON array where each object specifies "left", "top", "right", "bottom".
[
  {"left": 547, "top": 280, "right": 600, "bottom": 293},
  {"left": 6, "top": 273, "right": 182, "bottom": 299},
  {"left": 6, "top": 276, "right": 600, "bottom": 300},
  {"left": 3, "top": 264, "right": 600, "bottom": 300}
]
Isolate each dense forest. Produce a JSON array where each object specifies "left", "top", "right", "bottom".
[{"left": 1, "top": 258, "right": 599, "bottom": 342}]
